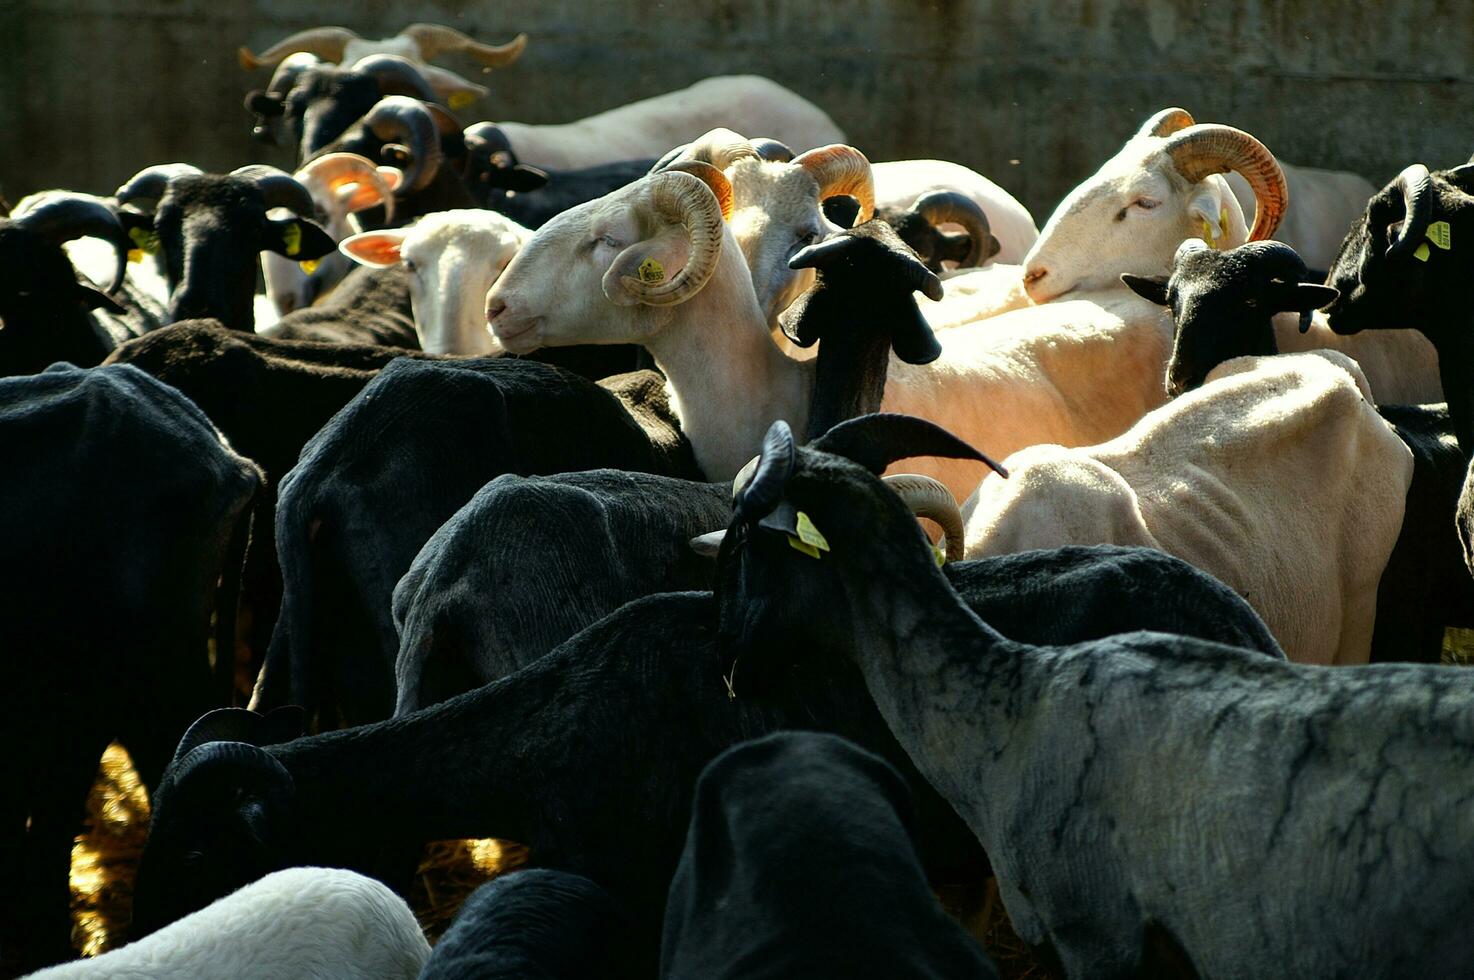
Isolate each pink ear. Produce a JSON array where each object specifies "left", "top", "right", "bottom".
[
  {"left": 336, "top": 180, "right": 389, "bottom": 213},
  {"left": 377, "top": 167, "right": 404, "bottom": 192},
  {"left": 600, "top": 226, "right": 692, "bottom": 306},
  {"left": 339, "top": 230, "right": 406, "bottom": 268}
]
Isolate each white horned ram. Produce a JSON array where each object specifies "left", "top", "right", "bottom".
[
  {"left": 1021, "top": 107, "right": 1439, "bottom": 404},
  {"left": 238, "top": 23, "right": 528, "bottom": 105}
]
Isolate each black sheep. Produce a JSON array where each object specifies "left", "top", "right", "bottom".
[
  {"left": 661, "top": 732, "right": 999, "bottom": 979},
  {"left": 0, "top": 363, "right": 260, "bottom": 973}
]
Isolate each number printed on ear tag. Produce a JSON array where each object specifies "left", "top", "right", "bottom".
[
  {"left": 794, "top": 511, "right": 830, "bottom": 552},
  {"left": 638, "top": 257, "right": 665, "bottom": 283},
  {"left": 1427, "top": 221, "right": 1452, "bottom": 250}
]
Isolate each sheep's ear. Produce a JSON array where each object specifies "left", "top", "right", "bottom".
[
  {"left": 1289, "top": 282, "right": 1339, "bottom": 313},
  {"left": 339, "top": 229, "right": 406, "bottom": 267},
  {"left": 601, "top": 225, "right": 691, "bottom": 307},
  {"left": 822, "top": 196, "right": 861, "bottom": 229},
  {"left": 1121, "top": 273, "right": 1169, "bottom": 305},
  {"left": 263, "top": 218, "right": 336, "bottom": 261},
  {"left": 76, "top": 283, "right": 126, "bottom": 313},
  {"left": 336, "top": 179, "right": 391, "bottom": 214},
  {"left": 489, "top": 164, "right": 549, "bottom": 193},
  {"left": 1188, "top": 182, "right": 1228, "bottom": 244}
]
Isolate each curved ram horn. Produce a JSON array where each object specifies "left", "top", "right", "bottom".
[
  {"left": 296, "top": 153, "right": 397, "bottom": 225},
  {"left": 734, "top": 420, "right": 796, "bottom": 524},
  {"left": 13, "top": 192, "right": 131, "bottom": 293},
  {"left": 662, "top": 161, "right": 734, "bottom": 221},
  {"left": 114, "top": 163, "right": 204, "bottom": 210},
  {"left": 360, "top": 96, "right": 443, "bottom": 192},
  {"left": 1163, "top": 124, "right": 1287, "bottom": 242},
  {"left": 811, "top": 412, "right": 1007, "bottom": 477},
  {"left": 883, "top": 473, "right": 966, "bottom": 561},
  {"left": 913, "top": 190, "right": 995, "bottom": 268},
  {"left": 231, "top": 165, "right": 317, "bottom": 217},
  {"left": 1137, "top": 106, "right": 1195, "bottom": 139},
  {"left": 676, "top": 128, "right": 761, "bottom": 172},
  {"left": 617, "top": 170, "right": 727, "bottom": 305},
  {"left": 1387, "top": 164, "right": 1434, "bottom": 261},
  {"left": 401, "top": 24, "right": 528, "bottom": 67},
  {"left": 794, "top": 144, "right": 876, "bottom": 222},
  {"left": 349, "top": 54, "right": 438, "bottom": 102},
  {"left": 238, "top": 26, "right": 359, "bottom": 71}
]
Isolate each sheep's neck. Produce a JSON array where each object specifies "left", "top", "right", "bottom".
[
  {"left": 642, "top": 255, "right": 812, "bottom": 480},
  {"left": 843, "top": 565, "right": 1033, "bottom": 795},
  {"left": 1434, "top": 332, "right": 1474, "bottom": 457},
  {"left": 805, "top": 324, "right": 892, "bottom": 441}
]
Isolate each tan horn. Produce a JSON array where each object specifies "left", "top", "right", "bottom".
[
  {"left": 882, "top": 473, "right": 965, "bottom": 562},
  {"left": 238, "top": 26, "right": 359, "bottom": 70},
  {"left": 794, "top": 144, "right": 875, "bottom": 222},
  {"left": 681, "top": 128, "right": 761, "bottom": 172},
  {"left": 296, "top": 152, "right": 396, "bottom": 225},
  {"left": 401, "top": 24, "right": 528, "bottom": 67},
  {"left": 1137, "top": 106, "right": 1195, "bottom": 139},
  {"left": 620, "top": 171, "right": 726, "bottom": 306},
  {"left": 1162, "top": 124, "right": 1287, "bottom": 242},
  {"left": 662, "top": 161, "right": 734, "bottom": 221}
]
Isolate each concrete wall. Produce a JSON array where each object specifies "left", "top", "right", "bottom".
[{"left": 3, "top": 0, "right": 1473, "bottom": 221}]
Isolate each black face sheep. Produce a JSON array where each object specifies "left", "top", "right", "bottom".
[
  {"left": 113, "top": 163, "right": 336, "bottom": 331},
  {"left": 720, "top": 413, "right": 1474, "bottom": 979},
  {"left": 0, "top": 363, "right": 259, "bottom": 973},
  {"left": 661, "top": 731, "right": 999, "bottom": 980},
  {"left": 0, "top": 192, "right": 131, "bottom": 376},
  {"left": 24, "top": 867, "right": 428, "bottom": 979},
  {"left": 418, "top": 870, "right": 622, "bottom": 980},
  {"left": 824, "top": 189, "right": 1000, "bottom": 273},
  {"left": 1125, "top": 237, "right": 1473, "bottom": 664},
  {"left": 252, "top": 355, "right": 697, "bottom": 725}
]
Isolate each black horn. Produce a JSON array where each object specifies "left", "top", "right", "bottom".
[
  {"left": 734, "top": 421, "right": 798, "bottom": 524},
  {"left": 361, "top": 96, "right": 442, "bottom": 192},
  {"left": 811, "top": 413, "right": 1007, "bottom": 478},
  {"left": 114, "top": 163, "right": 203, "bottom": 210},
  {"left": 13, "top": 192, "right": 132, "bottom": 293},
  {"left": 350, "top": 54, "right": 438, "bottom": 102},
  {"left": 230, "top": 165, "right": 317, "bottom": 217},
  {"left": 1388, "top": 164, "right": 1434, "bottom": 261},
  {"left": 912, "top": 190, "right": 997, "bottom": 268}
]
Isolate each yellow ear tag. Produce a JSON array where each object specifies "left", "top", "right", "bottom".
[
  {"left": 448, "top": 91, "right": 476, "bottom": 110},
  {"left": 637, "top": 257, "right": 665, "bottom": 283},
  {"left": 127, "top": 249, "right": 144, "bottom": 264},
  {"left": 1414, "top": 241, "right": 1432, "bottom": 262},
  {"left": 127, "top": 226, "right": 159, "bottom": 255},
  {"left": 933, "top": 544, "right": 946, "bottom": 567},
  {"left": 1201, "top": 217, "right": 1215, "bottom": 244},
  {"left": 299, "top": 258, "right": 320, "bottom": 275},
  {"left": 787, "top": 535, "right": 821, "bottom": 559},
  {"left": 281, "top": 222, "right": 302, "bottom": 257},
  {"left": 1427, "top": 221, "right": 1452, "bottom": 250},
  {"left": 794, "top": 511, "right": 830, "bottom": 552}
]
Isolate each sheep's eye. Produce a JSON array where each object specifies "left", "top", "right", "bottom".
[
  {"left": 1136, "top": 198, "right": 1159, "bottom": 211},
  {"left": 797, "top": 231, "right": 818, "bottom": 246},
  {"left": 598, "top": 234, "right": 620, "bottom": 249},
  {"left": 402, "top": 258, "right": 417, "bottom": 274}
]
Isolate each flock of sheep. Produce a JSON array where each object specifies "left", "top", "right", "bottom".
[{"left": 6, "top": 17, "right": 1474, "bottom": 980}]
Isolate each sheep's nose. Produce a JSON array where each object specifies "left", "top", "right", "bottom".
[
  {"left": 1023, "top": 267, "right": 1048, "bottom": 287},
  {"left": 485, "top": 296, "right": 507, "bottom": 323}
]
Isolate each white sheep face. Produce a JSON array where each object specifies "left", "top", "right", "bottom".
[
  {"left": 1021, "top": 138, "right": 1248, "bottom": 304},
  {"left": 725, "top": 159, "right": 842, "bottom": 325},
  {"left": 341, "top": 209, "right": 529, "bottom": 355}
]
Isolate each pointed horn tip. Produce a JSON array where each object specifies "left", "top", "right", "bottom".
[{"left": 238, "top": 46, "right": 261, "bottom": 70}]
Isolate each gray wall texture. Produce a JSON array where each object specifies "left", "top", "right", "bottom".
[{"left": 3, "top": 0, "right": 1473, "bottom": 222}]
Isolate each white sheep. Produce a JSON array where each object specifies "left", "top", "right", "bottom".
[
  {"left": 485, "top": 165, "right": 1177, "bottom": 502},
  {"left": 1020, "top": 107, "right": 1439, "bottom": 404},
  {"left": 961, "top": 349, "right": 1413, "bottom": 665},
  {"left": 340, "top": 209, "right": 532, "bottom": 354},
  {"left": 25, "top": 867, "right": 429, "bottom": 979}
]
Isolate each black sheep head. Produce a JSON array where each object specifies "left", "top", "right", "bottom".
[
  {"left": 1123, "top": 239, "right": 1337, "bottom": 397},
  {"left": 781, "top": 219, "right": 944, "bottom": 364},
  {"left": 1322, "top": 162, "right": 1474, "bottom": 343},
  {"left": 712, "top": 415, "right": 1003, "bottom": 694},
  {"left": 131, "top": 707, "right": 304, "bottom": 938}
]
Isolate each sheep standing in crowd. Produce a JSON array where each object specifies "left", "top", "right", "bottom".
[
  {"left": 24, "top": 868, "right": 428, "bottom": 980},
  {"left": 718, "top": 414, "right": 1474, "bottom": 978}
]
